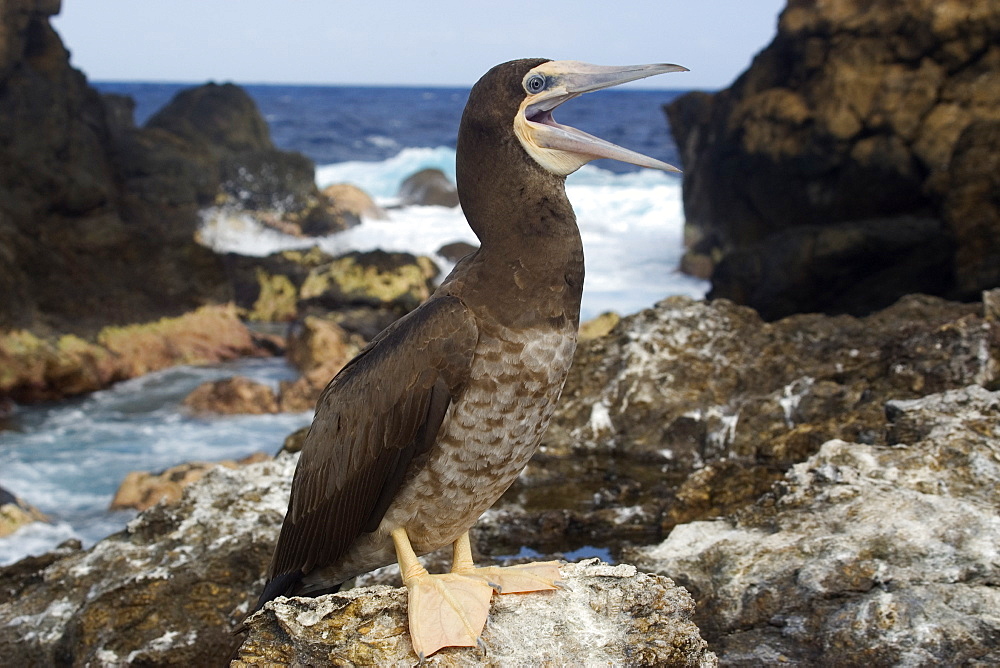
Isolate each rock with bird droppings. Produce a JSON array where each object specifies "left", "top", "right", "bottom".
[{"left": 233, "top": 559, "right": 717, "bottom": 667}]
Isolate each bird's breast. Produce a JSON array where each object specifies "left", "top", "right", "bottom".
[{"left": 383, "top": 320, "right": 578, "bottom": 553}]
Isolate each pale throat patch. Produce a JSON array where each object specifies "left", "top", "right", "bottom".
[{"left": 513, "top": 103, "right": 590, "bottom": 177}]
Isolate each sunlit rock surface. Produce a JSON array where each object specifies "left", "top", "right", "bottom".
[
  {"left": 670, "top": 0, "right": 1000, "bottom": 318},
  {"left": 0, "top": 456, "right": 295, "bottom": 666},
  {"left": 234, "top": 560, "right": 717, "bottom": 667},
  {"left": 631, "top": 385, "right": 1000, "bottom": 665}
]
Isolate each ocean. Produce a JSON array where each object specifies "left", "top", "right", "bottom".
[{"left": 0, "top": 83, "right": 707, "bottom": 565}]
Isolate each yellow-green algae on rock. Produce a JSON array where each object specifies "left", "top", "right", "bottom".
[
  {"left": 1, "top": 304, "right": 263, "bottom": 401},
  {"left": 300, "top": 253, "right": 438, "bottom": 311}
]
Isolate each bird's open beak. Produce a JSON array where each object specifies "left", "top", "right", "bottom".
[{"left": 515, "top": 60, "right": 688, "bottom": 176}]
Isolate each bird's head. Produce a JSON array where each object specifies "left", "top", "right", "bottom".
[
  {"left": 461, "top": 59, "right": 686, "bottom": 177},
  {"left": 513, "top": 59, "right": 687, "bottom": 175}
]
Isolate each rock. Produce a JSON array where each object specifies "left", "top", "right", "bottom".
[
  {"left": 578, "top": 311, "right": 620, "bottom": 340},
  {"left": 436, "top": 241, "right": 478, "bottom": 263},
  {"left": 491, "top": 293, "right": 998, "bottom": 558},
  {"left": 183, "top": 376, "right": 280, "bottom": 415},
  {"left": 299, "top": 249, "right": 440, "bottom": 313},
  {"left": 630, "top": 386, "right": 1000, "bottom": 665},
  {"left": 109, "top": 452, "right": 271, "bottom": 510},
  {"left": 226, "top": 247, "right": 439, "bottom": 327},
  {"left": 0, "top": 455, "right": 296, "bottom": 666},
  {"left": 321, "top": 183, "right": 387, "bottom": 221},
  {"left": 234, "top": 560, "right": 717, "bottom": 666},
  {"left": 0, "top": 1, "right": 231, "bottom": 334},
  {"left": 145, "top": 82, "right": 272, "bottom": 155},
  {"left": 0, "top": 454, "right": 716, "bottom": 666},
  {"left": 181, "top": 316, "right": 362, "bottom": 416},
  {"left": 668, "top": 0, "right": 1000, "bottom": 318},
  {"left": 0, "top": 304, "right": 273, "bottom": 403},
  {"left": 0, "top": 486, "right": 49, "bottom": 538},
  {"left": 397, "top": 168, "right": 460, "bottom": 207},
  {"left": 985, "top": 288, "right": 1000, "bottom": 322},
  {"left": 278, "top": 316, "right": 361, "bottom": 412}
]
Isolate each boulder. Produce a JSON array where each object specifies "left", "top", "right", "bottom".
[
  {"left": 669, "top": 0, "right": 1000, "bottom": 319},
  {"left": 321, "top": 183, "right": 387, "bottom": 221},
  {"left": 235, "top": 561, "right": 717, "bottom": 666},
  {"left": 631, "top": 386, "right": 1000, "bottom": 665},
  {"left": 109, "top": 452, "right": 271, "bottom": 510},
  {"left": 278, "top": 316, "right": 361, "bottom": 412},
  {"left": 436, "top": 241, "right": 478, "bottom": 263},
  {"left": 0, "top": 486, "right": 49, "bottom": 538},
  {"left": 183, "top": 376, "right": 280, "bottom": 415},
  {"left": 397, "top": 168, "right": 460, "bottom": 207}
]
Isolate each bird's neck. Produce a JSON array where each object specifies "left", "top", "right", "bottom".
[{"left": 454, "top": 147, "right": 585, "bottom": 330}]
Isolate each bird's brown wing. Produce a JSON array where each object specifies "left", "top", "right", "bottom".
[{"left": 265, "top": 294, "right": 477, "bottom": 584}]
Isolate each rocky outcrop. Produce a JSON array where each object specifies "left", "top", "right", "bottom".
[
  {"left": 235, "top": 560, "right": 717, "bottom": 666},
  {"left": 488, "top": 291, "right": 998, "bottom": 558},
  {"left": 669, "top": 0, "right": 1000, "bottom": 319},
  {"left": 631, "top": 385, "right": 1000, "bottom": 665},
  {"left": 0, "top": 454, "right": 716, "bottom": 666},
  {"left": 0, "top": 456, "right": 294, "bottom": 666},
  {"left": 182, "top": 315, "right": 361, "bottom": 414},
  {"left": 151, "top": 83, "right": 359, "bottom": 238},
  {"left": 0, "top": 304, "right": 273, "bottom": 403},
  {"left": 225, "top": 247, "right": 440, "bottom": 330},
  {"left": 397, "top": 168, "right": 460, "bottom": 207},
  {"left": 0, "top": 0, "right": 230, "bottom": 334}
]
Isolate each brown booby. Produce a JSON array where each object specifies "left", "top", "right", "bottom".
[{"left": 246, "top": 58, "right": 686, "bottom": 658}]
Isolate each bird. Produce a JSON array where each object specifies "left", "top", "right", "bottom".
[{"left": 244, "top": 58, "right": 686, "bottom": 659}]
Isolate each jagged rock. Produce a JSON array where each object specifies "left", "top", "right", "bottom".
[
  {"left": 630, "top": 385, "right": 1000, "bottom": 666},
  {"left": 299, "top": 249, "right": 439, "bottom": 312},
  {"left": 669, "top": 0, "right": 1000, "bottom": 318},
  {"left": 0, "top": 456, "right": 296, "bottom": 666},
  {"left": 0, "top": 486, "right": 49, "bottom": 538},
  {"left": 398, "top": 168, "right": 460, "bottom": 207},
  {"left": 234, "top": 560, "right": 717, "bottom": 666},
  {"left": 493, "top": 293, "right": 998, "bottom": 558},
  {"left": 0, "top": 1, "right": 231, "bottom": 334},
  {"left": 0, "top": 453, "right": 716, "bottom": 666},
  {"left": 109, "top": 452, "right": 271, "bottom": 510},
  {"left": 226, "top": 247, "right": 439, "bottom": 328},
  {"left": 0, "top": 304, "right": 272, "bottom": 403}
]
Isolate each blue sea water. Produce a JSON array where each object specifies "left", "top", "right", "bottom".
[{"left": 0, "top": 82, "right": 708, "bottom": 565}]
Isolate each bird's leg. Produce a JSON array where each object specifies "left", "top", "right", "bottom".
[
  {"left": 450, "top": 531, "right": 563, "bottom": 595},
  {"left": 391, "top": 527, "right": 494, "bottom": 659}
]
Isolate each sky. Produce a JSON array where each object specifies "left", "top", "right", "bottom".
[{"left": 52, "top": 1, "right": 786, "bottom": 90}]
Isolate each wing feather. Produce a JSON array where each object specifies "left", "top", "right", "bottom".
[{"left": 264, "top": 295, "right": 477, "bottom": 585}]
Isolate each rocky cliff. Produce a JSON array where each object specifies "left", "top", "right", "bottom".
[
  {"left": 670, "top": 0, "right": 1000, "bottom": 319},
  {"left": 0, "top": 0, "right": 348, "bottom": 337},
  {"left": 0, "top": 0, "right": 228, "bottom": 334}
]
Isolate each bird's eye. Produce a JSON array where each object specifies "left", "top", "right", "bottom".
[{"left": 525, "top": 74, "right": 546, "bottom": 94}]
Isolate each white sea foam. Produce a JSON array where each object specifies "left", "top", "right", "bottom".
[
  {"left": 0, "top": 358, "right": 314, "bottom": 565},
  {"left": 202, "top": 147, "right": 708, "bottom": 321}
]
